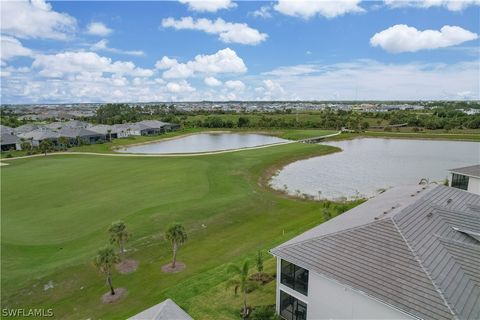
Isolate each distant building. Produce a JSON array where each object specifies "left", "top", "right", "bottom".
[
  {"left": 271, "top": 184, "right": 480, "bottom": 320},
  {"left": 449, "top": 164, "right": 480, "bottom": 195},
  {"left": 18, "top": 128, "right": 60, "bottom": 147},
  {"left": 128, "top": 299, "right": 193, "bottom": 320}
]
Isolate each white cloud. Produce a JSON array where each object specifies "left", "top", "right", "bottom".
[
  {"left": 178, "top": 0, "right": 237, "bottom": 12},
  {"left": 1, "top": 36, "right": 34, "bottom": 61},
  {"left": 91, "top": 39, "right": 145, "bottom": 56},
  {"left": 262, "top": 64, "right": 318, "bottom": 77},
  {"left": 156, "top": 48, "right": 247, "bottom": 79},
  {"left": 251, "top": 5, "right": 273, "bottom": 18},
  {"left": 204, "top": 76, "right": 222, "bottom": 86},
  {"left": 274, "top": 0, "right": 364, "bottom": 19},
  {"left": 166, "top": 80, "right": 195, "bottom": 93},
  {"left": 155, "top": 56, "right": 179, "bottom": 69},
  {"left": 253, "top": 59, "right": 479, "bottom": 100},
  {"left": 86, "top": 22, "right": 113, "bottom": 36},
  {"left": 225, "top": 80, "right": 245, "bottom": 90},
  {"left": 370, "top": 24, "right": 478, "bottom": 53},
  {"left": 162, "top": 17, "right": 267, "bottom": 45},
  {"left": 1, "top": 0, "right": 76, "bottom": 40},
  {"left": 384, "top": 0, "right": 480, "bottom": 11},
  {"left": 32, "top": 51, "right": 154, "bottom": 78}
]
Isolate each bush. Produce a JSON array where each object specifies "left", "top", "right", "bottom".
[{"left": 251, "top": 305, "right": 279, "bottom": 320}]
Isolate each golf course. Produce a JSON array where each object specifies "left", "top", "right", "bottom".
[{"left": 1, "top": 131, "right": 357, "bottom": 319}]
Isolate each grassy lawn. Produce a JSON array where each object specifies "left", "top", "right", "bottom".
[{"left": 1, "top": 142, "right": 355, "bottom": 319}]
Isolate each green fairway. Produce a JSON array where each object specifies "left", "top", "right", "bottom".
[{"left": 1, "top": 141, "right": 355, "bottom": 319}]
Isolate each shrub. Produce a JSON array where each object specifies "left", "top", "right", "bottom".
[{"left": 251, "top": 305, "right": 279, "bottom": 320}]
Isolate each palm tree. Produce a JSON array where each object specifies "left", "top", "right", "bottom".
[
  {"left": 226, "top": 260, "right": 256, "bottom": 318},
  {"left": 107, "top": 129, "right": 112, "bottom": 142},
  {"left": 164, "top": 224, "right": 187, "bottom": 268},
  {"left": 108, "top": 221, "right": 131, "bottom": 256},
  {"left": 93, "top": 246, "right": 120, "bottom": 296},
  {"left": 39, "top": 139, "right": 54, "bottom": 155}
]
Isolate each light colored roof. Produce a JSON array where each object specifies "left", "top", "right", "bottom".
[
  {"left": 63, "top": 120, "right": 91, "bottom": 128},
  {"left": 57, "top": 127, "right": 104, "bottom": 138},
  {"left": 14, "top": 124, "right": 40, "bottom": 134},
  {"left": 0, "top": 125, "right": 14, "bottom": 135},
  {"left": 1, "top": 133, "right": 20, "bottom": 145},
  {"left": 449, "top": 164, "right": 480, "bottom": 179},
  {"left": 89, "top": 125, "right": 117, "bottom": 135},
  {"left": 128, "top": 299, "right": 193, "bottom": 320},
  {"left": 137, "top": 120, "right": 170, "bottom": 129},
  {"left": 271, "top": 185, "right": 480, "bottom": 320},
  {"left": 43, "top": 122, "right": 65, "bottom": 130},
  {"left": 18, "top": 128, "right": 59, "bottom": 140}
]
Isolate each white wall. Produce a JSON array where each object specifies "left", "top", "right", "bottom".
[
  {"left": 467, "top": 177, "right": 480, "bottom": 195},
  {"left": 275, "top": 258, "right": 415, "bottom": 320}
]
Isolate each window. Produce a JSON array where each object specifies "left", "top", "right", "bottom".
[
  {"left": 280, "top": 290, "right": 307, "bottom": 320},
  {"left": 281, "top": 260, "right": 309, "bottom": 296},
  {"left": 451, "top": 173, "right": 469, "bottom": 190}
]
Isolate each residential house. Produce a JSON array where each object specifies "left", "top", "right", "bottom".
[
  {"left": 128, "top": 299, "right": 193, "bottom": 320},
  {"left": 57, "top": 127, "right": 105, "bottom": 144},
  {"left": 0, "top": 133, "right": 21, "bottom": 151},
  {"left": 449, "top": 164, "right": 480, "bottom": 195},
  {"left": 270, "top": 184, "right": 480, "bottom": 320},
  {"left": 112, "top": 124, "right": 132, "bottom": 138},
  {"left": 89, "top": 125, "right": 118, "bottom": 139},
  {"left": 18, "top": 128, "right": 60, "bottom": 147}
]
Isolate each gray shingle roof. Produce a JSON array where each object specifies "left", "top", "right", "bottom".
[
  {"left": 128, "top": 299, "right": 193, "bottom": 320},
  {"left": 14, "top": 124, "right": 40, "bottom": 134},
  {"left": 57, "top": 127, "right": 104, "bottom": 138},
  {"left": 0, "top": 125, "right": 14, "bottom": 135},
  {"left": 271, "top": 185, "right": 480, "bottom": 320},
  {"left": 1, "top": 133, "right": 20, "bottom": 145},
  {"left": 449, "top": 165, "right": 480, "bottom": 179},
  {"left": 18, "top": 128, "right": 59, "bottom": 140},
  {"left": 88, "top": 125, "right": 117, "bottom": 135}
]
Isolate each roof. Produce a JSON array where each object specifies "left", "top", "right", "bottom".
[
  {"left": 18, "top": 128, "right": 59, "bottom": 140},
  {"left": 0, "top": 125, "right": 14, "bottom": 135},
  {"left": 137, "top": 120, "right": 170, "bottom": 129},
  {"left": 271, "top": 185, "right": 480, "bottom": 320},
  {"left": 449, "top": 164, "right": 480, "bottom": 179},
  {"left": 0, "top": 133, "right": 20, "bottom": 145},
  {"left": 128, "top": 299, "right": 193, "bottom": 320},
  {"left": 57, "top": 127, "right": 104, "bottom": 138},
  {"left": 14, "top": 124, "right": 40, "bottom": 134},
  {"left": 89, "top": 124, "right": 117, "bottom": 135}
]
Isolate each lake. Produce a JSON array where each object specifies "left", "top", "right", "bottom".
[
  {"left": 271, "top": 138, "right": 480, "bottom": 200},
  {"left": 118, "top": 133, "right": 289, "bottom": 154}
]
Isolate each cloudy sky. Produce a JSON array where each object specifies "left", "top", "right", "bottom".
[{"left": 1, "top": 0, "right": 479, "bottom": 103}]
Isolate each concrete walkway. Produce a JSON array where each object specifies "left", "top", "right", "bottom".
[{"left": 0, "top": 131, "right": 341, "bottom": 162}]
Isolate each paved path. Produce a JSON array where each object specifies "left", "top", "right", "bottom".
[{"left": 0, "top": 131, "right": 341, "bottom": 162}]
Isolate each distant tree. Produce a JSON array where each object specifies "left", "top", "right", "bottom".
[
  {"left": 165, "top": 224, "right": 187, "bottom": 268},
  {"left": 109, "top": 221, "right": 131, "bottom": 257},
  {"left": 39, "top": 139, "right": 54, "bottom": 155},
  {"left": 93, "top": 246, "right": 120, "bottom": 296},
  {"left": 255, "top": 251, "right": 264, "bottom": 273},
  {"left": 226, "top": 260, "right": 257, "bottom": 318},
  {"left": 237, "top": 117, "right": 250, "bottom": 128},
  {"left": 360, "top": 121, "right": 370, "bottom": 130}
]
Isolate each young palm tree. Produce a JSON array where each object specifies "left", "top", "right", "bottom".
[
  {"left": 58, "top": 136, "right": 69, "bottom": 150},
  {"left": 93, "top": 246, "right": 120, "bottom": 295},
  {"left": 39, "top": 139, "right": 54, "bottom": 155},
  {"left": 226, "top": 260, "right": 257, "bottom": 318},
  {"left": 108, "top": 221, "right": 131, "bottom": 257},
  {"left": 164, "top": 224, "right": 187, "bottom": 268}
]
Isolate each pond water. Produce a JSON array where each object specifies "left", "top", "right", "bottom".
[
  {"left": 271, "top": 138, "right": 480, "bottom": 200},
  {"left": 118, "top": 133, "right": 288, "bottom": 154}
]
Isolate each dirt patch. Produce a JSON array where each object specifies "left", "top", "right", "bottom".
[
  {"left": 161, "top": 262, "right": 186, "bottom": 273},
  {"left": 116, "top": 259, "right": 139, "bottom": 274},
  {"left": 101, "top": 288, "right": 127, "bottom": 304}
]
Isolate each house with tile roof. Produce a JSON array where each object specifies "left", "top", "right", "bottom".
[
  {"left": 270, "top": 184, "right": 480, "bottom": 320},
  {"left": 128, "top": 299, "right": 193, "bottom": 320}
]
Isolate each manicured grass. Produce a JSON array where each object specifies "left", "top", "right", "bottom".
[
  {"left": 1, "top": 142, "right": 355, "bottom": 319},
  {"left": 267, "top": 129, "right": 337, "bottom": 141}
]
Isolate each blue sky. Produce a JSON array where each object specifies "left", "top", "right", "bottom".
[{"left": 1, "top": 0, "right": 479, "bottom": 103}]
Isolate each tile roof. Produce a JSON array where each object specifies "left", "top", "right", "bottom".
[
  {"left": 0, "top": 133, "right": 20, "bottom": 145},
  {"left": 271, "top": 185, "right": 480, "bottom": 320},
  {"left": 449, "top": 165, "right": 480, "bottom": 179},
  {"left": 18, "top": 128, "right": 59, "bottom": 140}
]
